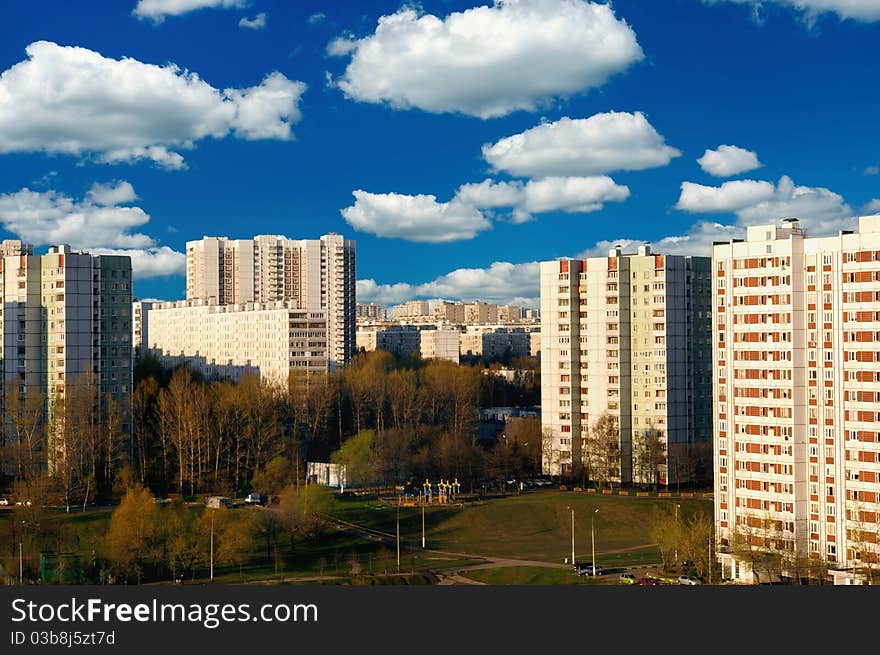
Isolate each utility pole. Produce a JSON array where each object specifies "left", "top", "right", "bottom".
[
  {"left": 591, "top": 508, "right": 598, "bottom": 576},
  {"left": 568, "top": 507, "right": 575, "bottom": 565},
  {"left": 675, "top": 503, "right": 681, "bottom": 564},
  {"left": 209, "top": 510, "right": 215, "bottom": 582},
  {"left": 19, "top": 541, "right": 23, "bottom": 585},
  {"left": 396, "top": 502, "right": 401, "bottom": 573},
  {"left": 708, "top": 535, "right": 712, "bottom": 585}
]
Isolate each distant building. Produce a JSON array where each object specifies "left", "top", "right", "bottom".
[
  {"left": 390, "top": 300, "right": 431, "bottom": 321},
  {"left": 420, "top": 329, "right": 460, "bottom": 363},
  {"left": 186, "top": 233, "right": 355, "bottom": 367},
  {"left": 460, "top": 327, "right": 532, "bottom": 360},
  {"left": 432, "top": 301, "right": 464, "bottom": 323},
  {"left": 132, "top": 300, "right": 154, "bottom": 362},
  {"left": 356, "top": 325, "right": 421, "bottom": 359},
  {"left": 147, "top": 300, "right": 327, "bottom": 385},
  {"left": 357, "top": 303, "right": 386, "bottom": 320}
]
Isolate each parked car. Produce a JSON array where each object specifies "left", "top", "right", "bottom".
[
  {"left": 619, "top": 573, "right": 637, "bottom": 584},
  {"left": 0, "top": 497, "right": 9, "bottom": 506},
  {"left": 575, "top": 562, "right": 604, "bottom": 576},
  {"left": 15, "top": 499, "right": 32, "bottom": 507},
  {"left": 638, "top": 577, "right": 661, "bottom": 586},
  {"left": 677, "top": 575, "right": 701, "bottom": 586}
]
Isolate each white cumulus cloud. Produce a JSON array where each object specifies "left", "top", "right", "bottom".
[
  {"left": 578, "top": 221, "right": 745, "bottom": 258},
  {"left": 454, "top": 176, "right": 629, "bottom": 222},
  {"left": 239, "top": 12, "right": 267, "bottom": 30},
  {"left": 86, "top": 181, "right": 139, "bottom": 206},
  {"left": 341, "top": 191, "right": 491, "bottom": 243},
  {"left": 482, "top": 112, "right": 680, "bottom": 177},
  {"left": 697, "top": 145, "right": 762, "bottom": 177},
  {"left": 134, "top": 0, "right": 247, "bottom": 23},
  {"left": 358, "top": 260, "right": 541, "bottom": 307},
  {"left": 677, "top": 175, "right": 857, "bottom": 237},
  {"left": 865, "top": 199, "right": 880, "bottom": 213},
  {"left": 328, "top": 0, "right": 643, "bottom": 118},
  {"left": 676, "top": 179, "right": 776, "bottom": 213},
  {"left": 704, "top": 0, "right": 880, "bottom": 23},
  {"left": 92, "top": 246, "right": 186, "bottom": 278},
  {"left": 0, "top": 183, "right": 184, "bottom": 278},
  {"left": 0, "top": 41, "right": 306, "bottom": 169}
]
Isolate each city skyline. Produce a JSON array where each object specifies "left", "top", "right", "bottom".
[{"left": 1, "top": 1, "right": 879, "bottom": 308}]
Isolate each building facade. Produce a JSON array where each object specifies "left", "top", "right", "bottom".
[
  {"left": 540, "top": 246, "right": 712, "bottom": 482},
  {"left": 714, "top": 217, "right": 880, "bottom": 582},
  {"left": 420, "top": 329, "right": 461, "bottom": 363},
  {"left": 356, "top": 303, "right": 387, "bottom": 321},
  {"left": 0, "top": 244, "right": 133, "bottom": 464},
  {"left": 147, "top": 299, "right": 327, "bottom": 386},
  {"left": 185, "top": 233, "right": 355, "bottom": 367}
]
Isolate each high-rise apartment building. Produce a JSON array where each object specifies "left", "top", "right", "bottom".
[
  {"left": 0, "top": 244, "right": 132, "bottom": 455},
  {"left": 714, "top": 217, "right": 880, "bottom": 583},
  {"left": 540, "top": 245, "right": 712, "bottom": 482},
  {"left": 185, "top": 233, "right": 355, "bottom": 367}
]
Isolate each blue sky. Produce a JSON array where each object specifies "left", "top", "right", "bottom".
[{"left": 0, "top": 0, "right": 878, "bottom": 307}]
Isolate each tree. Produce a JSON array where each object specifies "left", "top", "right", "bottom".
[
  {"left": 332, "top": 430, "right": 378, "bottom": 488},
  {"left": 215, "top": 513, "right": 253, "bottom": 579},
  {"left": 587, "top": 413, "right": 621, "bottom": 489},
  {"left": 280, "top": 484, "right": 335, "bottom": 547},
  {"left": 250, "top": 509, "right": 284, "bottom": 561},
  {"left": 251, "top": 456, "right": 295, "bottom": 495},
  {"left": 107, "top": 485, "right": 159, "bottom": 583},
  {"left": 649, "top": 506, "right": 683, "bottom": 572},
  {"left": 131, "top": 377, "right": 159, "bottom": 486},
  {"left": 2, "top": 381, "right": 46, "bottom": 480},
  {"left": 633, "top": 427, "right": 665, "bottom": 489}
]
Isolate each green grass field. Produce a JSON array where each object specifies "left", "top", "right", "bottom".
[
  {"left": 460, "top": 566, "right": 618, "bottom": 585},
  {"left": 332, "top": 491, "right": 711, "bottom": 565},
  {"left": 0, "top": 490, "right": 710, "bottom": 584}
]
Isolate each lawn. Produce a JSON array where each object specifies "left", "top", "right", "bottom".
[
  {"left": 461, "top": 566, "right": 619, "bottom": 586},
  {"left": 1, "top": 490, "right": 710, "bottom": 584},
  {"left": 331, "top": 491, "right": 711, "bottom": 564}
]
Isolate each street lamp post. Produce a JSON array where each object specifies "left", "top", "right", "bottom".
[
  {"left": 568, "top": 507, "right": 575, "bottom": 565},
  {"left": 396, "top": 502, "right": 401, "bottom": 573},
  {"left": 591, "top": 508, "right": 599, "bottom": 576},
  {"left": 209, "top": 510, "right": 215, "bottom": 582},
  {"left": 675, "top": 503, "right": 681, "bottom": 564},
  {"left": 422, "top": 499, "right": 426, "bottom": 549}
]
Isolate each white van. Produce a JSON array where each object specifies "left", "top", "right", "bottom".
[{"left": 206, "top": 496, "right": 233, "bottom": 509}]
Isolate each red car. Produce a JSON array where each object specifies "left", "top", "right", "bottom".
[{"left": 637, "top": 577, "right": 661, "bottom": 586}]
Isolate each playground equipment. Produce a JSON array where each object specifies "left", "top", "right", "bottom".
[{"left": 421, "top": 478, "right": 462, "bottom": 504}]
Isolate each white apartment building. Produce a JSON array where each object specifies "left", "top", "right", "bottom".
[
  {"left": 434, "top": 301, "right": 466, "bottom": 323},
  {"left": 390, "top": 300, "right": 431, "bottom": 321},
  {"left": 0, "top": 245, "right": 133, "bottom": 462},
  {"left": 460, "top": 327, "right": 533, "bottom": 360},
  {"left": 714, "top": 217, "right": 880, "bottom": 583},
  {"left": 356, "top": 303, "right": 387, "bottom": 321},
  {"left": 540, "top": 246, "right": 712, "bottom": 481},
  {"left": 356, "top": 325, "right": 422, "bottom": 359},
  {"left": 420, "top": 329, "right": 460, "bottom": 363},
  {"left": 185, "top": 233, "right": 355, "bottom": 367},
  {"left": 147, "top": 300, "right": 327, "bottom": 386},
  {"left": 132, "top": 300, "right": 154, "bottom": 361}
]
